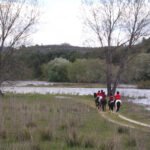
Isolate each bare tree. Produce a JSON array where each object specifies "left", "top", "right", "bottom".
[
  {"left": 0, "top": 0, "right": 39, "bottom": 90},
  {"left": 82, "top": 0, "right": 150, "bottom": 95}
]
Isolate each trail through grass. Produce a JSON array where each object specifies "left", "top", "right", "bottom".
[{"left": 0, "top": 94, "right": 150, "bottom": 150}]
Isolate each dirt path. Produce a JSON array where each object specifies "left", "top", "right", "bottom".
[
  {"left": 83, "top": 100, "right": 150, "bottom": 130},
  {"left": 69, "top": 96, "right": 150, "bottom": 130},
  {"left": 118, "top": 114, "right": 150, "bottom": 128},
  {"left": 100, "top": 111, "right": 135, "bottom": 128},
  {"left": 98, "top": 110, "right": 150, "bottom": 131}
]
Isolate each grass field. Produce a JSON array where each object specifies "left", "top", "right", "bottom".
[{"left": 0, "top": 94, "right": 150, "bottom": 150}]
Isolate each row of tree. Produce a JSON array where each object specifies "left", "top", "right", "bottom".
[
  {"left": 13, "top": 36, "right": 150, "bottom": 80},
  {"left": 39, "top": 55, "right": 150, "bottom": 84},
  {"left": 1, "top": 40, "right": 150, "bottom": 88}
]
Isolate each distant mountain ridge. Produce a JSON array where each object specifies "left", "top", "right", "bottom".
[{"left": 19, "top": 44, "right": 102, "bottom": 53}]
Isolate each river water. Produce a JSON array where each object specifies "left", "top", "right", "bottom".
[{"left": 1, "top": 81, "right": 150, "bottom": 110}]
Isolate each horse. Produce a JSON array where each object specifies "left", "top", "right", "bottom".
[
  {"left": 101, "top": 98, "right": 107, "bottom": 111},
  {"left": 115, "top": 99, "right": 122, "bottom": 112},
  {"left": 108, "top": 100, "right": 114, "bottom": 111},
  {"left": 93, "top": 93, "right": 97, "bottom": 98},
  {"left": 93, "top": 93, "right": 98, "bottom": 107},
  {"left": 93, "top": 93, "right": 102, "bottom": 110}
]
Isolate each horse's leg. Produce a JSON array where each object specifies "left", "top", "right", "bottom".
[
  {"left": 110, "top": 103, "right": 113, "bottom": 111},
  {"left": 108, "top": 102, "right": 111, "bottom": 110},
  {"left": 95, "top": 99, "right": 97, "bottom": 106},
  {"left": 95, "top": 97, "right": 99, "bottom": 107},
  {"left": 116, "top": 102, "right": 120, "bottom": 112},
  {"left": 102, "top": 101, "right": 105, "bottom": 111},
  {"left": 104, "top": 101, "right": 106, "bottom": 111}
]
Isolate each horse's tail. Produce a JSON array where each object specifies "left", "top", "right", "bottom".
[
  {"left": 95, "top": 97, "right": 99, "bottom": 107},
  {"left": 94, "top": 93, "right": 97, "bottom": 98}
]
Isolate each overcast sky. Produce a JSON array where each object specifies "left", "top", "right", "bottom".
[{"left": 32, "top": 0, "right": 84, "bottom": 46}]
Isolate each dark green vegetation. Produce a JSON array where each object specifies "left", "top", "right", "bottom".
[
  {"left": 12, "top": 39, "right": 150, "bottom": 88},
  {"left": 0, "top": 94, "right": 150, "bottom": 150}
]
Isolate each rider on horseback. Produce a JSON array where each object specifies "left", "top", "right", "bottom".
[
  {"left": 101, "top": 90, "right": 107, "bottom": 111},
  {"left": 108, "top": 93, "right": 115, "bottom": 111},
  {"left": 114, "top": 91, "right": 122, "bottom": 112}
]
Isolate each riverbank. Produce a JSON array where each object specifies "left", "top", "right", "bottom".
[
  {"left": 2, "top": 81, "right": 137, "bottom": 88},
  {"left": 1, "top": 85, "right": 150, "bottom": 110},
  {"left": 1, "top": 81, "right": 150, "bottom": 113}
]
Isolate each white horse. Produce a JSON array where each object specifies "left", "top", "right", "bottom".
[{"left": 115, "top": 99, "right": 122, "bottom": 112}]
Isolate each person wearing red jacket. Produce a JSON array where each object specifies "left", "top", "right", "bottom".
[
  {"left": 97, "top": 90, "right": 103, "bottom": 110},
  {"left": 108, "top": 93, "right": 114, "bottom": 111},
  {"left": 96, "top": 90, "right": 101, "bottom": 97},
  {"left": 115, "top": 91, "right": 121, "bottom": 100},
  {"left": 94, "top": 91, "right": 102, "bottom": 110},
  {"left": 101, "top": 90, "right": 107, "bottom": 111},
  {"left": 114, "top": 91, "right": 122, "bottom": 112}
]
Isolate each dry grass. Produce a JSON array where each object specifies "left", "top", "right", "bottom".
[
  {"left": 120, "top": 100, "right": 150, "bottom": 124},
  {"left": 0, "top": 94, "right": 149, "bottom": 150}
]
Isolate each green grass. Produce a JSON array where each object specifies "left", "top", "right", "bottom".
[
  {"left": 0, "top": 94, "right": 150, "bottom": 150},
  {"left": 120, "top": 99, "right": 150, "bottom": 124}
]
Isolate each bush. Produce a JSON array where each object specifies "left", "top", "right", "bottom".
[
  {"left": 126, "top": 137, "right": 137, "bottom": 147},
  {"left": 31, "top": 143, "right": 41, "bottom": 150},
  {"left": 41, "top": 58, "right": 70, "bottom": 82},
  {"left": 0, "top": 129, "right": 7, "bottom": 139},
  {"left": 137, "top": 80, "right": 150, "bottom": 89},
  {"left": 117, "top": 126, "right": 129, "bottom": 134},
  {"left": 65, "top": 128, "right": 82, "bottom": 147},
  {"left": 40, "top": 128, "right": 53, "bottom": 141},
  {"left": 26, "top": 121, "right": 37, "bottom": 128},
  {"left": 67, "top": 58, "right": 106, "bottom": 83},
  {"left": 83, "top": 136, "right": 97, "bottom": 148},
  {"left": 15, "top": 128, "right": 31, "bottom": 141},
  {"left": 124, "top": 53, "right": 150, "bottom": 83}
]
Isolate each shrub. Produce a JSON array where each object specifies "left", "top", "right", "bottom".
[
  {"left": 60, "top": 118, "right": 79, "bottom": 131},
  {"left": 117, "top": 126, "right": 129, "bottom": 134},
  {"left": 26, "top": 121, "right": 37, "bottom": 128},
  {"left": 41, "top": 58, "right": 70, "bottom": 82},
  {"left": 0, "top": 129, "right": 7, "bottom": 139},
  {"left": 126, "top": 137, "right": 137, "bottom": 147},
  {"left": 83, "top": 136, "right": 97, "bottom": 148},
  {"left": 31, "top": 143, "right": 41, "bottom": 150},
  {"left": 65, "top": 128, "right": 82, "bottom": 147},
  {"left": 67, "top": 59, "right": 106, "bottom": 83},
  {"left": 40, "top": 128, "right": 53, "bottom": 141},
  {"left": 137, "top": 80, "right": 150, "bottom": 89},
  {"left": 99, "top": 138, "right": 117, "bottom": 150},
  {"left": 15, "top": 128, "right": 31, "bottom": 141}
]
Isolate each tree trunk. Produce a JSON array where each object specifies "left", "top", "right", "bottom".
[
  {"left": 112, "top": 65, "right": 123, "bottom": 95},
  {"left": 0, "top": 90, "right": 4, "bottom": 97},
  {"left": 106, "top": 47, "right": 112, "bottom": 96},
  {"left": 106, "top": 62, "right": 112, "bottom": 96},
  {"left": 112, "top": 51, "right": 128, "bottom": 94}
]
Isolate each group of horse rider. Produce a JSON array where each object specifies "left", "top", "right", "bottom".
[{"left": 94, "top": 90, "right": 122, "bottom": 112}]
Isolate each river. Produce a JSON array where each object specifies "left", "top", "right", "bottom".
[{"left": 1, "top": 81, "right": 150, "bottom": 110}]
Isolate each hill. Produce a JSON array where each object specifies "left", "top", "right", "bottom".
[{"left": 8, "top": 38, "right": 150, "bottom": 85}]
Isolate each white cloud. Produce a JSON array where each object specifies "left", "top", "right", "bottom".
[{"left": 32, "top": 0, "right": 83, "bottom": 46}]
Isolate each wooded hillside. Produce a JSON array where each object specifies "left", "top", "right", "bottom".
[{"left": 10, "top": 38, "right": 150, "bottom": 88}]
